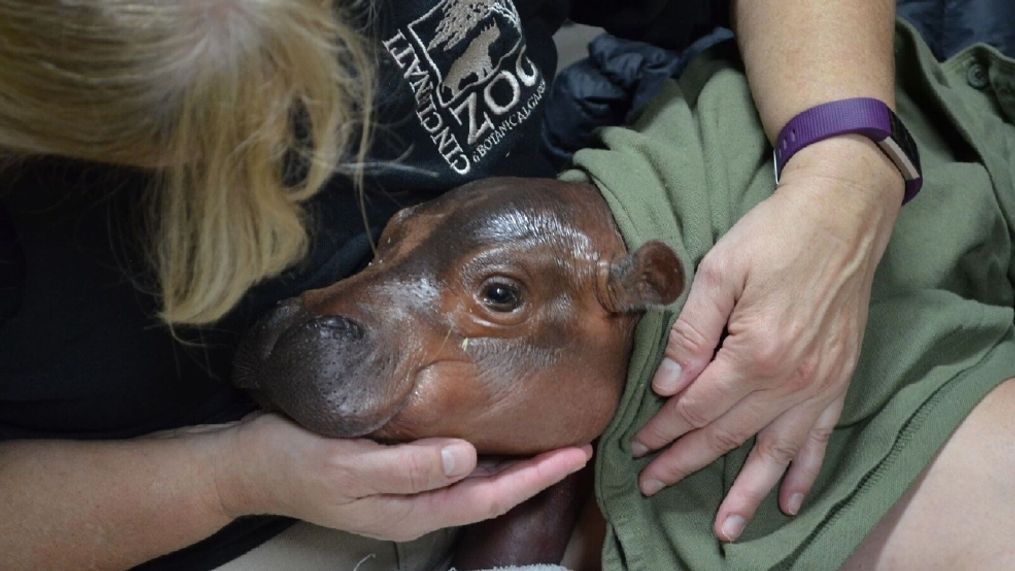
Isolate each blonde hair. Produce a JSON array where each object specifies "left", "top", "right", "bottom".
[{"left": 0, "top": 0, "right": 374, "bottom": 324}]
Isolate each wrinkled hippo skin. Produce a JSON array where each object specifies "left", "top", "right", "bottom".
[{"left": 233, "top": 177, "right": 684, "bottom": 566}]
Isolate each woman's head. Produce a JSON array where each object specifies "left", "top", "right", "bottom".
[{"left": 0, "top": 0, "right": 375, "bottom": 324}]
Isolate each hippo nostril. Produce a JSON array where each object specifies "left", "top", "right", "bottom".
[{"left": 311, "top": 315, "right": 365, "bottom": 341}]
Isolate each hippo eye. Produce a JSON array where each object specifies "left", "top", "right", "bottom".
[{"left": 480, "top": 279, "right": 523, "bottom": 312}]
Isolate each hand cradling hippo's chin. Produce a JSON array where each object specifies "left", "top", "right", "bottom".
[{"left": 234, "top": 178, "right": 684, "bottom": 456}]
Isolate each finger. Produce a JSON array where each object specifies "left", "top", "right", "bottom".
[
  {"left": 779, "top": 398, "right": 843, "bottom": 516},
  {"left": 632, "top": 354, "right": 750, "bottom": 456},
  {"left": 466, "top": 457, "right": 522, "bottom": 479},
  {"left": 638, "top": 391, "right": 794, "bottom": 495},
  {"left": 654, "top": 257, "right": 739, "bottom": 396},
  {"left": 350, "top": 437, "right": 480, "bottom": 496},
  {"left": 711, "top": 405, "right": 825, "bottom": 542},
  {"left": 466, "top": 443, "right": 593, "bottom": 479},
  {"left": 371, "top": 446, "right": 592, "bottom": 541}
]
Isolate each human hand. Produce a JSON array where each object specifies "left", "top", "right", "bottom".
[
  {"left": 210, "top": 412, "right": 592, "bottom": 542},
  {"left": 631, "top": 136, "right": 904, "bottom": 542}
]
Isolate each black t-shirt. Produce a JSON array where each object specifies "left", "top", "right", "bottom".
[
  {"left": 0, "top": 160, "right": 416, "bottom": 570},
  {"left": 0, "top": 1, "right": 727, "bottom": 568}
]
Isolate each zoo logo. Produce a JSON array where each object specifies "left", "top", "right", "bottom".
[{"left": 383, "top": 0, "right": 546, "bottom": 175}]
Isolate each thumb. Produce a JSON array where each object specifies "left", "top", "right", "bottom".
[
  {"left": 351, "top": 438, "right": 478, "bottom": 497},
  {"left": 653, "top": 260, "right": 737, "bottom": 396}
]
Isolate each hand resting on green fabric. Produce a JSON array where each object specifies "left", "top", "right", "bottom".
[
  {"left": 628, "top": 0, "right": 905, "bottom": 542},
  {"left": 633, "top": 135, "right": 903, "bottom": 542}
]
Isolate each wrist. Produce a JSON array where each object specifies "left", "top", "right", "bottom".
[
  {"left": 203, "top": 425, "right": 262, "bottom": 521},
  {"left": 779, "top": 134, "right": 905, "bottom": 209}
]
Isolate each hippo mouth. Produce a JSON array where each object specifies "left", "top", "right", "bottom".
[{"left": 233, "top": 298, "right": 415, "bottom": 438}]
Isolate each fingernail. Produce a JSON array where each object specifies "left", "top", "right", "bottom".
[
  {"left": 653, "top": 359, "right": 683, "bottom": 394},
  {"left": 787, "top": 493, "right": 804, "bottom": 515},
  {"left": 631, "top": 441, "right": 649, "bottom": 458},
  {"left": 441, "top": 444, "right": 471, "bottom": 478},
  {"left": 721, "top": 515, "right": 746, "bottom": 543},
  {"left": 642, "top": 479, "right": 664, "bottom": 496}
]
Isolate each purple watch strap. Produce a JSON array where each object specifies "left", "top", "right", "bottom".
[{"left": 774, "top": 98, "right": 923, "bottom": 204}]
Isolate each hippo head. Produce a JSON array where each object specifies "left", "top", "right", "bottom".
[{"left": 234, "top": 178, "right": 683, "bottom": 455}]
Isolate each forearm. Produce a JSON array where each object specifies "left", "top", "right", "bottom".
[
  {"left": 732, "top": 0, "right": 896, "bottom": 141},
  {"left": 0, "top": 434, "right": 232, "bottom": 570},
  {"left": 732, "top": 0, "right": 903, "bottom": 213}
]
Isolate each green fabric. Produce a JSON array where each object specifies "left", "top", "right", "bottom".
[{"left": 561, "top": 21, "right": 1015, "bottom": 570}]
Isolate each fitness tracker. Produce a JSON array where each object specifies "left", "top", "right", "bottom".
[{"left": 773, "top": 97, "right": 923, "bottom": 204}]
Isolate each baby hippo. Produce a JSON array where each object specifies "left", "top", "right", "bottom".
[{"left": 234, "top": 177, "right": 684, "bottom": 456}]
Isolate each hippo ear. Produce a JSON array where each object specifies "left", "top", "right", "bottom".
[{"left": 596, "top": 240, "right": 684, "bottom": 314}]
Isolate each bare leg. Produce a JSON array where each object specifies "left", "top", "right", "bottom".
[{"left": 843, "top": 378, "right": 1015, "bottom": 570}]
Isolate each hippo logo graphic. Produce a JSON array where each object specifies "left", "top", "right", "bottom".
[
  {"left": 383, "top": 0, "right": 545, "bottom": 176},
  {"left": 412, "top": 0, "right": 524, "bottom": 104},
  {"left": 439, "top": 22, "right": 501, "bottom": 99}
]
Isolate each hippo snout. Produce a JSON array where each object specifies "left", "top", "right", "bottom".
[{"left": 233, "top": 299, "right": 410, "bottom": 438}]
